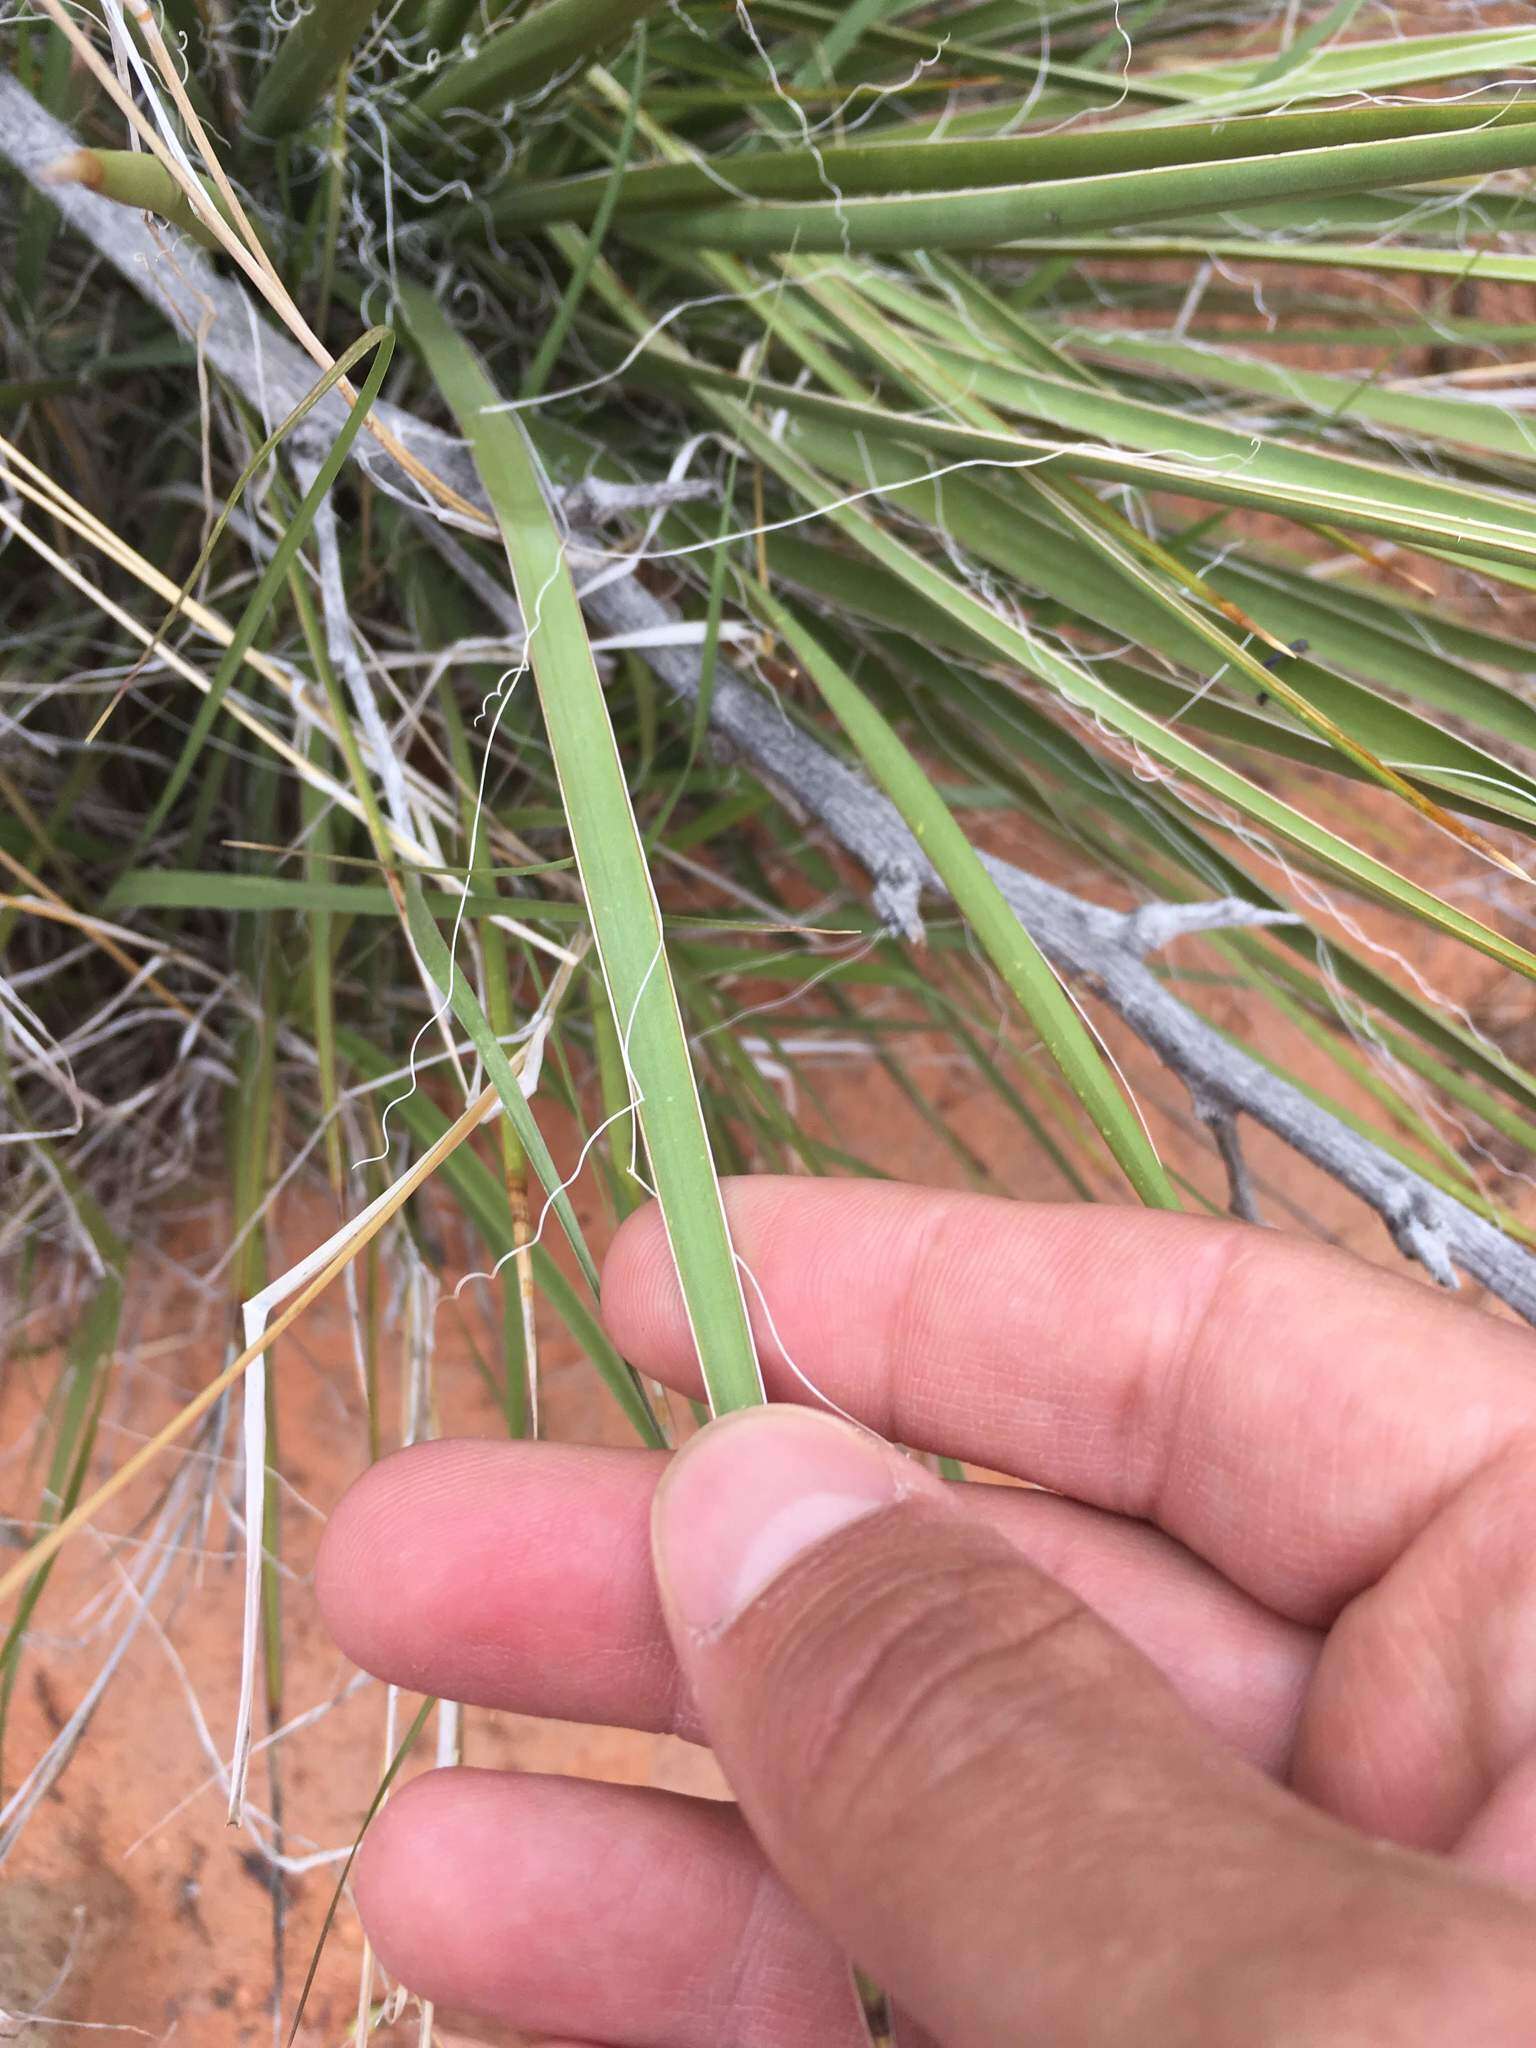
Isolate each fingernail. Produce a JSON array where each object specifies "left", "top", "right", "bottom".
[{"left": 652, "top": 1405, "right": 903, "bottom": 1638}]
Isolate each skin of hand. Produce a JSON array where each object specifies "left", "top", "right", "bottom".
[{"left": 317, "top": 1179, "right": 1536, "bottom": 2047}]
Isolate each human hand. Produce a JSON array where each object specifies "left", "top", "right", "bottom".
[{"left": 318, "top": 1180, "right": 1536, "bottom": 2045}]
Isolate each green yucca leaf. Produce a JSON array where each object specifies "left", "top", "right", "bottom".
[
  {"left": 1060, "top": 329, "right": 1536, "bottom": 471},
  {"left": 990, "top": 235, "right": 1536, "bottom": 286},
  {"left": 1147, "top": 23, "right": 1536, "bottom": 114},
  {"left": 412, "top": 0, "right": 665, "bottom": 122},
  {"left": 42, "top": 146, "right": 243, "bottom": 248},
  {"left": 623, "top": 114, "right": 1536, "bottom": 254},
  {"left": 748, "top": 0, "right": 1189, "bottom": 101},
  {"left": 757, "top": 588, "right": 1179, "bottom": 1208},
  {"left": 246, "top": 0, "right": 383, "bottom": 137},
  {"left": 470, "top": 99, "right": 1536, "bottom": 234},
  {"left": 617, "top": 349, "right": 1536, "bottom": 573},
  {"left": 400, "top": 281, "right": 764, "bottom": 1416},
  {"left": 1248, "top": 0, "right": 1367, "bottom": 87},
  {"left": 104, "top": 871, "right": 574, "bottom": 918}
]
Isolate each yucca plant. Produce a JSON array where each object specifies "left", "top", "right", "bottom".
[{"left": 6, "top": 0, "right": 1536, "bottom": 2031}]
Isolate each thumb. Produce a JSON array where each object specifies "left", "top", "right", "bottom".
[{"left": 650, "top": 1405, "right": 1532, "bottom": 2048}]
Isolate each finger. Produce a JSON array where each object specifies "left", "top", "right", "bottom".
[
  {"left": 605, "top": 1179, "right": 1536, "bottom": 1622},
  {"left": 651, "top": 1404, "right": 1536, "bottom": 2048},
  {"left": 317, "top": 1438, "right": 1313, "bottom": 1768},
  {"left": 355, "top": 1766, "right": 866, "bottom": 2048}
]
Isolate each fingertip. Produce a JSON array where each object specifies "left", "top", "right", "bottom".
[
  {"left": 353, "top": 1768, "right": 490, "bottom": 2004},
  {"left": 349, "top": 1766, "right": 849, "bottom": 2043},
  {"left": 316, "top": 1441, "right": 488, "bottom": 1684},
  {"left": 350, "top": 1767, "right": 425, "bottom": 1964}
]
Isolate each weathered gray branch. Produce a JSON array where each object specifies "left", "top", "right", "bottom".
[{"left": 8, "top": 74, "right": 1536, "bottom": 1321}]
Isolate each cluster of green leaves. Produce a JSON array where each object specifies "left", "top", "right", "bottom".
[{"left": 8, "top": 0, "right": 1536, "bottom": 1922}]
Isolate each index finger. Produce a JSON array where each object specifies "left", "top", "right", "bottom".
[{"left": 603, "top": 1179, "right": 1536, "bottom": 1625}]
